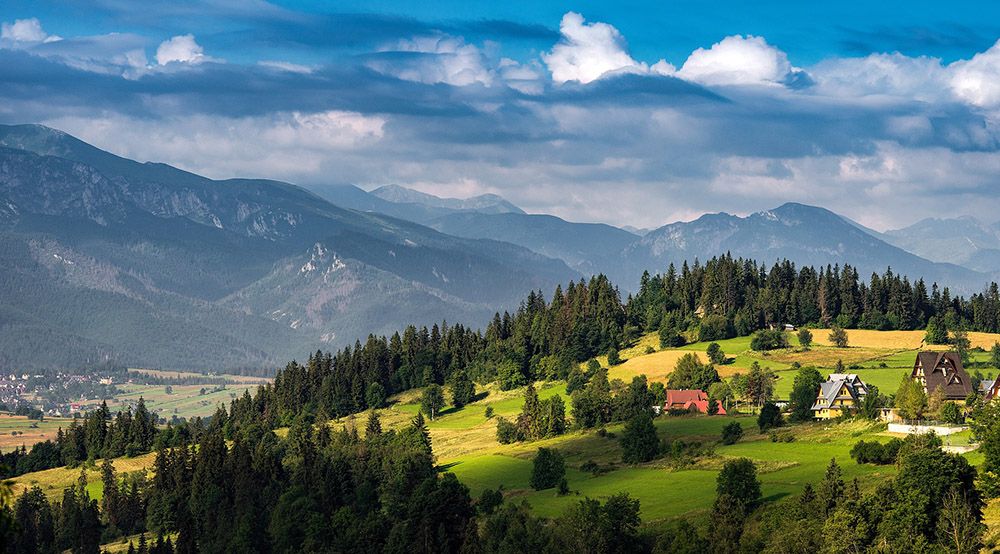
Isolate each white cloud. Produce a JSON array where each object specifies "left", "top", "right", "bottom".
[
  {"left": 543, "top": 12, "right": 666, "bottom": 84},
  {"left": 677, "top": 35, "right": 800, "bottom": 86},
  {"left": 1, "top": 18, "right": 61, "bottom": 44},
  {"left": 809, "top": 53, "right": 949, "bottom": 101},
  {"left": 155, "top": 34, "right": 207, "bottom": 65},
  {"left": 369, "top": 35, "right": 494, "bottom": 86},
  {"left": 948, "top": 39, "right": 1000, "bottom": 108},
  {"left": 498, "top": 58, "right": 545, "bottom": 94},
  {"left": 41, "top": 111, "right": 386, "bottom": 182},
  {"left": 258, "top": 60, "right": 315, "bottom": 74}
]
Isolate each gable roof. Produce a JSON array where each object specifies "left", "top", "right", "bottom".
[
  {"left": 912, "top": 351, "right": 973, "bottom": 400},
  {"left": 666, "top": 389, "right": 707, "bottom": 406},
  {"left": 984, "top": 379, "right": 1000, "bottom": 401},
  {"left": 684, "top": 399, "right": 727, "bottom": 415},
  {"left": 811, "top": 374, "right": 868, "bottom": 411}
]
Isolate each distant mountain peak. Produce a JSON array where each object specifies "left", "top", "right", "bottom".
[
  {"left": 369, "top": 184, "right": 524, "bottom": 214},
  {"left": 628, "top": 201, "right": 985, "bottom": 293}
]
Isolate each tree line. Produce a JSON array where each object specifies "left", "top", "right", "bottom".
[
  {"left": 3, "top": 410, "right": 652, "bottom": 553},
  {"left": 239, "top": 256, "right": 1000, "bottom": 432},
  {"left": 0, "top": 399, "right": 202, "bottom": 480}
]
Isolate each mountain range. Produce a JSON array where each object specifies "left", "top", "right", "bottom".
[
  {"left": 881, "top": 217, "right": 1000, "bottom": 273},
  {"left": 0, "top": 124, "right": 996, "bottom": 370},
  {"left": 0, "top": 124, "right": 574, "bottom": 370}
]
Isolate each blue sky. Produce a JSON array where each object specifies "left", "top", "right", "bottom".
[{"left": 3, "top": 0, "right": 1000, "bottom": 229}]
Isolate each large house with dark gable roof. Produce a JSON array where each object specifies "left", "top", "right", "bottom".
[{"left": 911, "top": 351, "right": 973, "bottom": 402}]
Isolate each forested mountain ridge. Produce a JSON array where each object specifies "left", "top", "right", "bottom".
[
  {"left": 0, "top": 124, "right": 576, "bottom": 370},
  {"left": 619, "top": 202, "right": 988, "bottom": 293}
]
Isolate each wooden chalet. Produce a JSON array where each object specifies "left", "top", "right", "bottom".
[
  {"left": 811, "top": 373, "right": 869, "bottom": 419},
  {"left": 911, "top": 351, "right": 973, "bottom": 402}
]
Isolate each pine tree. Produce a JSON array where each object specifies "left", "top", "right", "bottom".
[{"left": 365, "top": 410, "right": 382, "bottom": 438}]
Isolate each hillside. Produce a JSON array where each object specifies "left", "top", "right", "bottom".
[{"left": 0, "top": 124, "right": 576, "bottom": 370}]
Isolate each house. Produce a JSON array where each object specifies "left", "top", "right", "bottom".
[
  {"left": 911, "top": 351, "right": 973, "bottom": 402},
  {"left": 811, "top": 374, "right": 869, "bottom": 419},
  {"left": 664, "top": 389, "right": 727, "bottom": 415},
  {"left": 979, "top": 379, "right": 1000, "bottom": 402}
]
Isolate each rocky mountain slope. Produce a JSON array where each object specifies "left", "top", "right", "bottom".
[{"left": 0, "top": 124, "right": 576, "bottom": 370}]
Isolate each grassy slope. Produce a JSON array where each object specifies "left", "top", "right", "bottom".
[
  {"left": 12, "top": 328, "right": 1000, "bottom": 529},
  {"left": 355, "top": 328, "right": 1000, "bottom": 523},
  {"left": 9, "top": 452, "right": 157, "bottom": 502}
]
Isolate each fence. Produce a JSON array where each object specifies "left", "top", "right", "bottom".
[{"left": 886, "top": 422, "right": 968, "bottom": 436}]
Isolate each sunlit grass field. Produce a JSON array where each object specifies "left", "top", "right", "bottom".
[
  {"left": 9, "top": 451, "right": 157, "bottom": 502},
  {"left": 0, "top": 414, "right": 75, "bottom": 453},
  {"left": 74, "top": 382, "right": 262, "bottom": 421}
]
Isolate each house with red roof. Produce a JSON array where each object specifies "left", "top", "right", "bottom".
[{"left": 664, "top": 389, "right": 726, "bottom": 415}]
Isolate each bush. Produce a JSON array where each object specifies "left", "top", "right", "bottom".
[
  {"left": 607, "top": 348, "right": 622, "bottom": 366},
  {"left": 496, "top": 416, "right": 523, "bottom": 444},
  {"left": 750, "top": 329, "right": 789, "bottom": 351},
  {"left": 850, "top": 438, "right": 903, "bottom": 465},
  {"left": 484, "top": 406, "right": 494, "bottom": 419},
  {"left": 659, "top": 325, "right": 685, "bottom": 348},
  {"left": 580, "top": 460, "right": 604, "bottom": 475},
  {"left": 557, "top": 478, "right": 570, "bottom": 496},
  {"left": 477, "top": 487, "right": 504, "bottom": 514},
  {"left": 797, "top": 328, "right": 813, "bottom": 350},
  {"left": 829, "top": 326, "right": 849, "bottom": 348},
  {"left": 706, "top": 342, "right": 726, "bottom": 365},
  {"left": 699, "top": 315, "right": 735, "bottom": 342},
  {"left": 496, "top": 360, "right": 527, "bottom": 390},
  {"left": 940, "top": 401, "right": 963, "bottom": 424},
  {"left": 757, "top": 402, "right": 783, "bottom": 432},
  {"left": 768, "top": 431, "right": 795, "bottom": 443},
  {"left": 665, "top": 439, "right": 714, "bottom": 467},
  {"left": 721, "top": 422, "right": 744, "bottom": 445},
  {"left": 530, "top": 447, "right": 565, "bottom": 490},
  {"left": 644, "top": 346, "right": 656, "bottom": 355}
]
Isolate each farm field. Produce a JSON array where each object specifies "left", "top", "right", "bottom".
[
  {"left": 0, "top": 414, "right": 75, "bottom": 453},
  {"left": 130, "top": 368, "right": 270, "bottom": 384},
  {"left": 73, "top": 382, "right": 262, "bottom": 420}
]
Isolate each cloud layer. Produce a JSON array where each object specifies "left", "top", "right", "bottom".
[{"left": 3, "top": 9, "right": 1000, "bottom": 231}]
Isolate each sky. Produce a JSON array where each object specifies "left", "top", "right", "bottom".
[{"left": 3, "top": 1, "right": 1000, "bottom": 230}]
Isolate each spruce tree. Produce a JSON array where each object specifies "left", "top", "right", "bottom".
[{"left": 620, "top": 413, "right": 659, "bottom": 464}]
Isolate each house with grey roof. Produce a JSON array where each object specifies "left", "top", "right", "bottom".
[{"left": 811, "top": 373, "right": 869, "bottom": 419}]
